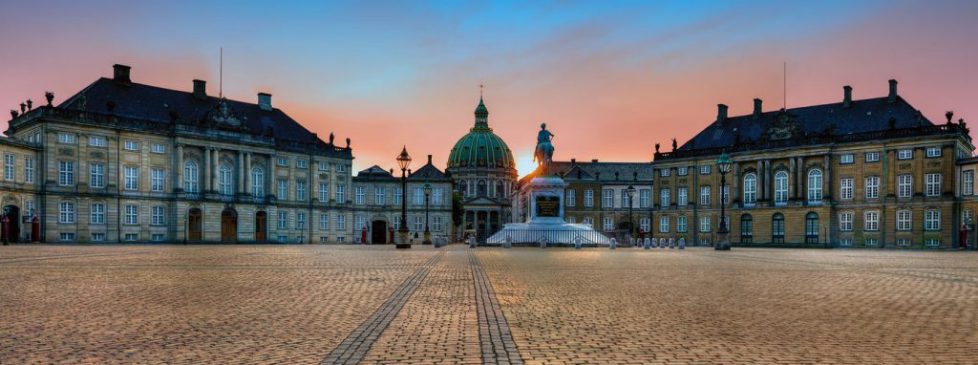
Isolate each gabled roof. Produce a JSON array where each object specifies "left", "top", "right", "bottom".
[
  {"left": 409, "top": 162, "right": 451, "bottom": 182},
  {"left": 353, "top": 165, "right": 396, "bottom": 182},
  {"left": 520, "top": 160, "right": 653, "bottom": 185}
]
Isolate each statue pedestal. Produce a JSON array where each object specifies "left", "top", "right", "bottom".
[{"left": 487, "top": 176, "right": 610, "bottom": 246}]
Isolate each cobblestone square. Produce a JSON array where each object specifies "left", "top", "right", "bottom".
[{"left": 2, "top": 245, "right": 977, "bottom": 364}]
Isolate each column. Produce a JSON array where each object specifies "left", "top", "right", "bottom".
[
  {"left": 796, "top": 157, "right": 804, "bottom": 200},
  {"left": 245, "top": 153, "right": 252, "bottom": 196},
  {"left": 789, "top": 158, "right": 796, "bottom": 199},
  {"left": 238, "top": 150, "right": 245, "bottom": 194},
  {"left": 211, "top": 149, "right": 220, "bottom": 192},
  {"left": 204, "top": 147, "right": 212, "bottom": 192},
  {"left": 756, "top": 160, "right": 764, "bottom": 201},
  {"left": 176, "top": 144, "right": 184, "bottom": 192},
  {"left": 269, "top": 153, "right": 277, "bottom": 198},
  {"left": 823, "top": 155, "right": 831, "bottom": 199}
]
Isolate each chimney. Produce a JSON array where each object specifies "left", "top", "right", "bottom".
[
  {"left": 113, "top": 64, "right": 131, "bottom": 84},
  {"left": 753, "top": 98, "right": 762, "bottom": 118},
  {"left": 258, "top": 93, "right": 272, "bottom": 111},
  {"left": 192, "top": 80, "right": 207, "bottom": 100},
  {"left": 570, "top": 158, "right": 576, "bottom": 165},
  {"left": 591, "top": 159, "right": 598, "bottom": 163},
  {"left": 427, "top": 154, "right": 432, "bottom": 165},
  {"left": 888, "top": 79, "right": 898, "bottom": 103},
  {"left": 843, "top": 85, "right": 852, "bottom": 108},
  {"left": 716, "top": 104, "right": 728, "bottom": 123}
]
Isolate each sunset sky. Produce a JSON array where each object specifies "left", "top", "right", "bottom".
[{"left": 1, "top": 0, "right": 976, "bottom": 176}]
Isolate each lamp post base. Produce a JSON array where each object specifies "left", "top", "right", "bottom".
[
  {"left": 715, "top": 231, "right": 731, "bottom": 250},
  {"left": 422, "top": 231, "right": 432, "bottom": 245},
  {"left": 396, "top": 230, "right": 411, "bottom": 249}
]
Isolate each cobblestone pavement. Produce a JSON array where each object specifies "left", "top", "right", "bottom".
[{"left": 2, "top": 245, "right": 978, "bottom": 364}]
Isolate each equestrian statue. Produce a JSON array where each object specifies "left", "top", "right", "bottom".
[{"left": 534, "top": 122, "right": 555, "bottom": 167}]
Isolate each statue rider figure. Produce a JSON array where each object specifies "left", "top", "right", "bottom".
[{"left": 534, "top": 122, "right": 555, "bottom": 167}]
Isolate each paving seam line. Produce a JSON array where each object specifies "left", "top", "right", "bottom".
[{"left": 469, "top": 251, "right": 524, "bottom": 365}]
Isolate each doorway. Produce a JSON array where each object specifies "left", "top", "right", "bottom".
[
  {"left": 2, "top": 205, "right": 20, "bottom": 243},
  {"left": 255, "top": 211, "right": 267, "bottom": 241},
  {"left": 188, "top": 208, "right": 202, "bottom": 241},
  {"left": 221, "top": 208, "right": 237, "bottom": 242},
  {"left": 371, "top": 220, "right": 388, "bottom": 244}
]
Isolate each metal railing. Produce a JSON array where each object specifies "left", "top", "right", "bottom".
[{"left": 484, "top": 229, "right": 611, "bottom": 247}]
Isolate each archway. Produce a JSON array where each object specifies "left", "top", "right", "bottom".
[
  {"left": 188, "top": 208, "right": 202, "bottom": 241},
  {"left": 255, "top": 211, "right": 267, "bottom": 241},
  {"left": 221, "top": 208, "right": 237, "bottom": 242},
  {"left": 371, "top": 220, "right": 388, "bottom": 244},
  {"left": 2, "top": 205, "right": 20, "bottom": 243}
]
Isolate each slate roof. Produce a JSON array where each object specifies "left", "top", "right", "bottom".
[
  {"left": 679, "top": 96, "right": 932, "bottom": 152},
  {"left": 520, "top": 160, "right": 653, "bottom": 185},
  {"left": 408, "top": 162, "right": 451, "bottom": 182},
  {"left": 353, "top": 165, "right": 396, "bottom": 182}
]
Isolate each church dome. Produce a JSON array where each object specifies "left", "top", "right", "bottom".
[{"left": 447, "top": 97, "right": 516, "bottom": 170}]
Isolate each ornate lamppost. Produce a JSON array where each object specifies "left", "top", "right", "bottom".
[
  {"left": 423, "top": 182, "right": 432, "bottom": 245},
  {"left": 396, "top": 146, "right": 412, "bottom": 249},
  {"left": 716, "top": 152, "right": 732, "bottom": 250},
  {"left": 626, "top": 184, "right": 636, "bottom": 244}
]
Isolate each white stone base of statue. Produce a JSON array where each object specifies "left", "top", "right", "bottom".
[{"left": 486, "top": 176, "right": 611, "bottom": 246}]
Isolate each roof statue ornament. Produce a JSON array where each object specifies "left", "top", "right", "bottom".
[
  {"left": 329, "top": 132, "right": 335, "bottom": 145},
  {"left": 654, "top": 143, "right": 660, "bottom": 154},
  {"left": 672, "top": 138, "right": 677, "bottom": 151},
  {"left": 534, "top": 122, "right": 555, "bottom": 168},
  {"left": 207, "top": 98, "right": 242, "bottom": 127}
]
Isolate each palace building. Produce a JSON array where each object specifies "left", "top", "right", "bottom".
[
  {"left": 0, "top": 64, "right": 452, "bottom": 244},
  {"left": 651, "top": 80, "right": 974, "bottom": 248}
]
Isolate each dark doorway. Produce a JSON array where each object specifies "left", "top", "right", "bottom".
[
  {"left": 371, "top": 220, "right": 388, "bottom": 244},
  {"left": 188, "top": 208, "right": 202, "bottom": 241},
  {"left": 255, "top": 211, "right": 267, "bottom": 241},
  {"left": 221, "top": 208, "right": 237, "bottom": 242},
  {"left": 2, "top": 205, "right": 19, "bottom": 243}
]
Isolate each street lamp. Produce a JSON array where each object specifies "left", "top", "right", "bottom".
[
  {"left": 396, "top": 146, "right": 412, "bottom": 249},
  {"left": 626, "top": 184, "right": 636, "bottom": 244},
  {"left": 423, "top": 182, "right": 432, "bottom": 245},
  {"left": 716, "top": 152, "right": 732, "bottom": 250}
]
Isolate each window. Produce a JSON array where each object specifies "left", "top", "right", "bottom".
[
  {"left": 124, "top": 204, "right": 138, "bottom": 225},
  {"left": 836, "top": 178, "right": 852, "bottom": 200},
  {"left": 700, "top": 186, "right": 711, "bottom": 206},
  {"left": 151, "top": 206, "right": 166, "bottom": 225},
  {"left": 864, "top": 211, "right": 880, "bottom": 231},
  {"left": 699, "top": 216, "right": 711, "bottom": 232},
  {"left": 584, "top": 190, "right": 594, "bottom": 208},
  {"left": 925, "top": 210, "right": 941, "bottom": 231},
  {"left": 722, "top": 185, "right": 729, "bottom": 205},
  {"left": 297, "top": 212, "right": 306, "bottom": 229},
  {"left": 336, "top": 184, "right": 346, "bottom": 203},
  {"left": 124, "top": 167, "right": 139, "bottom": 191},
  {"left": 639, "top": 189, "right": 650, "bottom": 208},
  {"left": 434, "top": 187, "right": 446, "bottom": 205},
  {"left": 659, "top": 168, "right": 671, "bottom": 177},
  {"left": 355, "top": 186, "right": 365, "bottom": 205},
  {"left": 277, "top": 157, "right": 289, "bottom": 166},
  {"left": 743, "top": 173, "right": 757, "bottom": 205},
  {"left": 925, "top": 173, "right": 942, "bottom": 196},
  {"left": 24, "top": 157, "right": 34, "bottom": 183},
  {"left": 677, "top": 167, "right": 688, "bottom": 176},
  {"left": 278, "top": 179, "right": 288, "bottom": 200},
  {"left": 91, "top": 233, "right": 106, "bottom": 242},
  {"left": 219, "top": 164, "right": 233, "bottom": 195},
  {"left": 807, "top": 169, "right": 822, "bottom": 202},
  {"left": 898, "top": 174, "right": 912, "bottom": 198},
  {"left": 865, "top": 238, "right": 879, "bottom": 247},
  {"left": 677, "top": 215, "right": 687, "bottom": 233},
  {"left": 839, "top": 212, "right": 853, "bottom": 231},
  {"left": 124, "top": 140, "right": 139, "bottom": 151},
  {"left": 277, "top": 211, "right": 288, "bottom": 229},
  {"left": 3, "top": 154, "right": 14, "bottom": 181},
  {"left": 602, "top": 217, "right": 613, "bottom": 231},
  {"left": 772, "top": 213, "right": 785, "bottom": 243},
  {"left": 413, "top": 215, "right": 423, "bottom": 231},
  {"left": 25, "top": 200, "right": 34, "bottom": 217},
  {"left": 805, "top": 212, "right": 819, "bottom": 243},
  {"left": 865, "top": 152, "right": 880, "bottom": 162},
  {"left": 90, "top": 203, "right": 105, "bottom": 224},
  {"left": 319, "top": 213, "right": 330, "bottom": 230},
  {"left": 375, "top": 187, "right": 386, "bottom": 205},
  {"left": 151, "top": 143, "right": 166, "bottom": 154},
  {"left": 774, "top": 171, "right": 788, "bottom": 205},
  {"left": 566, "top": 190, "right": 576, "bottom": 207},
  {"left": 659, "top": 216, "right": 669, "bottom": 233},
  {"left": 58, "top": 132, "right": 76, "bottom": 144},
  {"left": 660, "top": 189, "right": 671, "bottom": 207},
  {"left": 58, "top": 202, "right": 75, "bottom": 223},
  {"left": 567, "top": 216, "right": 576, "bottom": 224},
  {"left": 925, "top": 239, "right": 941, "bottom": 247},
  {"left": 700, "top": 165, "right": 711, "bottom": 175},
  {"left": 602, "top": 189, "right": 614, "bottom": 208},
  {"left": 89, "top": 163, "right": 105, "bottom": 188},
  {"left": 296, "top": 159, "right": 308, "bottom": 169},
  {"left": 740, "top": 214, "right": 753, "bottom": 242},
  {"left": 58, "top": 161, "right": 74, "bottom": 186},
  {"left": 394, "top": 187, "right": 402, "bottom": 204},
  {"left": 621, "top": 190, "right": 632, "bottom": 208},
  {"left": 152, "top": 234, "right": 166, "bottom": 242},
  {"left": 60, "top": 233, "right": 76, "bottom": 242},
  {"left": 897, "top": 238, "right": 911, "bottom": 247},
  {"left": 337, "top": 164, "right": 346, "bottom": 173},
  {"left": 839, "top": 239, "right": 853, "bottom": 247},
  {"left": 88, "top": 135, "right": 107, "bottom": 147},
  {"left": 151, "top": 168, "right": 165, "bottom": 192},
  {"left": 865, "top": 176, "right": 880, "bottom": 199},
  {"left": 251, "top": 167, "right": 264, "bottom": 197},
  {"left": 897, "top": 210, "right": 911, "bottom": 231},
  {"left": 184, "top": 161, "right": 199, "bottom": 193},
  {"left": 319, "top": 182, "right": 329, "bottom": 202},
  {"left": 926, "top": 147, "right": 941, "bottom": 158},
  {"left": 413, "top": 187, "right": 424, "bottom": 205},
  {"left": 582, "top": 217, "right": 593, "bottom": 228},
  {"left": 964, "top": 170, "right": 975, "bottom": 196},
  {"left": 433, "top": 215, "right": 443, "bottom": 231},
  {"left": 640, "top": 217, "right": 650, "bottom": 233},
  {"left": 897, "top": 149, "right": 913, "bottom": 160},
  {"left": 840, "top": 154, "right": 854, "bottom": 164},
  {"left": 336, "top": 215, "right": 346, "bottom": 230},
  {"left": 678, "top": 187, "right": 688, "bottom": 206},
  {"left": 963, "top": 209, "right": 974, "bottom": 226},
  {"left": 318, "top": 162, "right": 329, "bottom": 172},
  {"left": 296, "top": 180, "right": 307, "bottom": 201}
]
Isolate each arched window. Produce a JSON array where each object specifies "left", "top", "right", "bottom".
[
  {"left": 477, "top": 180, "right": 487, "bottom": 197},
  {"left": 743, "top": 172, "right": 757, "bottom": 205},
  {"left": 740, "top": 214, "right": 753, "bottom": 244},
  {"left": 774, "top": 171, "right": 788, "bottom": 205},
  {"left": 805, "top": 212, "right": 819, "bottom": 243},
  {"left": 496, "top": 181, "right": 505, "bottom": 197},
  {"left": 184, "top": 161, "right": 199, "bottom": 193},
  {"left": 807, "top": 169, "right": 823, "bottom": 203},
  {"left": 251, "top": 166, "right": 264, "bottom": 198},
  {"left": 772, "top": 213, "right": 785, "bottom": 243},
  {"left": 219, "top": 163, "right": 233, "bottom": 196}
]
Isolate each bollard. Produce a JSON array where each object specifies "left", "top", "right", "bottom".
[
  {"left": 574, "top": 235, "right": 582, "bottom": 250},
  {"left": 504, "top": 235, "right": 513, "bottom": 249},
  {"left": 669, "top": 238, "right": 675, "bottom": 249},
  {"left": 659, "top": 238, "right": 666, "bottom": 249},
  {"left": 643, "top": 237, "right": 651, "bottom": 250},
  {"left": 679, "top": 237, "right": 686, "bottom": 250},
  {"left": 610, "top": 238, "right": 617, "bottom": 249},
  {"left": 469, "top": 236, "right": 476, "bottom": 249}
]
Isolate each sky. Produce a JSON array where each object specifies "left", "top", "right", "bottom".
[{"left": 1, "top": 0, "right": 976, "bottom": 176}]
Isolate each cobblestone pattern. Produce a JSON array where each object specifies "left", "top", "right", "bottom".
[
  {"left": 470, "top": 250, "right": 524, "bottom": 365},
  {"left": 321, "top": 251, "right": 444, "bottom": 364},
  {"left": 478, "top": 248, "right": 978, "bottom": 364}
]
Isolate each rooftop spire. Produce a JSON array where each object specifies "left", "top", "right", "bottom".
[{"left": 474, "top": 85, "right": 489, "bottom": 130}]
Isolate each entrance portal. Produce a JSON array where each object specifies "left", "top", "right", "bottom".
[
  {"left": 255, "top": 211, "right": 267, "bottom": 241},
  {"left": 188, "top": 208, "right": 202, "bottom": 241},
  {"left": 221, "top": 208, "right": 237, "bottom": 242},
  {"left": 371, "top": 220, "right": 388, "bottom": 244},
  {"left": 2, "top": 205, "right": 20, "bottom": 243}
]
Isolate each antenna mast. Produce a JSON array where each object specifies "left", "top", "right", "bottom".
[
  {"left": 219, "top": 47, "right": 224, "bottom": 98},
  {"left": 783, "top": 61, "right": 786, "bottom": 109}
]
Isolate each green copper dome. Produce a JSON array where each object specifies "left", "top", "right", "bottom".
[{"left": 447, "top": 97, "right": 515, "bottom": 169}]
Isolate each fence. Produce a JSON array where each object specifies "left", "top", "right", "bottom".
[{"left": 484, "top": 229, "right": 611, "bottom": 247}]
